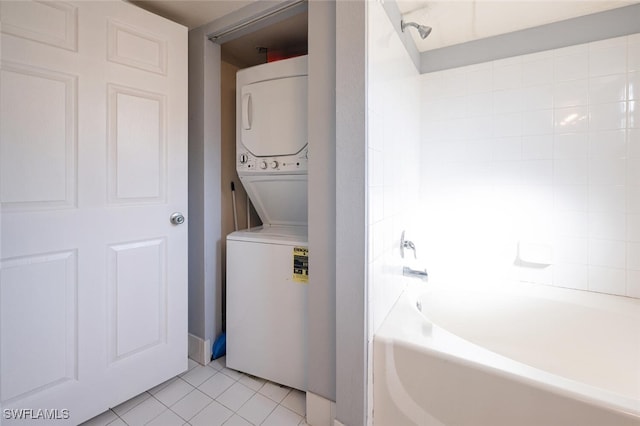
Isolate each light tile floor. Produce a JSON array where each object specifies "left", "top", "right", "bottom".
[{"left": 81, "top": 357, "right": 308, "bottom": 426}]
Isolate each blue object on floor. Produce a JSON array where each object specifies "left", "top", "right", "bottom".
[{"left": 212, "top": 332, "right": 226, "bottom": 360}]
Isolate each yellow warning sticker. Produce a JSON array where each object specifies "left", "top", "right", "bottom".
[{"left": 293, "top": 246, "right": 309, "bottom": 283}]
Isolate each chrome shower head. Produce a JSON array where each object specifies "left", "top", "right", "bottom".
[{"left": 401, "top": 20, "right": 432, "bottom": 39}]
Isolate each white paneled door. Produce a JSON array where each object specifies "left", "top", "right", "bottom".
[{"left": 0, "top": 1, "right": 187, "bottom": 424}]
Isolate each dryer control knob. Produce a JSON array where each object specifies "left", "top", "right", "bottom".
[
  {"left": 260, "top": 160, "right": 268, "bottom": 169},
  {"left": 239, "top": 154, "right": 248, "bottom": 164},
  {"left": 270, "top": 160, "right": 278, "bottom": 169}
]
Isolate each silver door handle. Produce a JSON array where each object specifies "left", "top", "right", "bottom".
[{"left": 170, "top": 212, "right": 185, "bottom": 225}]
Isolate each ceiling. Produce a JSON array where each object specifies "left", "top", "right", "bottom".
[
  {"left": 396, "top": 1, "right": 640, "bottom": 51},
  {"left": 128, "top": 0, "right": 253, "bottom": 30},
  {"left": 130, "top": 0, "right": 639, "bottom": 57}
]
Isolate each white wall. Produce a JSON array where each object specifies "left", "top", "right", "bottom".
[
  {"left": 335, "top": 1, "right": 367, "bottom": 424},
  {"left": 307, "top": 0, "right": 336, "bottom": 403},
  {"left": 419, "top": 33, "right": 640, "bottom": 298},
  {"left": 187, "top": 27, "right": 222, "bottom": 352}
]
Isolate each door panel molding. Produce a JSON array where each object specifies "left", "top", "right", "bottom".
[
  {"left": 107, "top": 84, "right": 167, "bottom": 205},
  {"left": 0, "top": 61, "right": 77, "bottom": 211},
  {"left": 0, "top": 250, "right": 78, "bottom": 403},
  {"left": 107, "top": 238, "right": 167, "bottom": 363},
  {"left": 107, "top": 19, "right": 167, "bottom": 75},
  {"left": 0, "top": 1, "right": 78, "bottom": 51}
]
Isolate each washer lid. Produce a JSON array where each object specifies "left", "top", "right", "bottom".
[
  {"left": 227, "top": 225, "right": 308, "bottom": 245},
  {"left": 240, "top": 174, "right": 307, "bottom": 227},
  {"left": 240, "top": 75, "right": 307, "bottom": 157}
]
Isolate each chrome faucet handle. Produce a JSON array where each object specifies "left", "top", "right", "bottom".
[{"left": 400, "top": 230, "right": 417, "bottom": 259}]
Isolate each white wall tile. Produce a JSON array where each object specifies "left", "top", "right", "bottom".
[
  {"left": 523, "top": 109, "right": 554, "bottom": 135},
  {"left": 522, "top": 135, "right": 553, "bottom": 159},
  {"left": 627, "top": 270, "right": 640, "bottom": 297},
  {"left": 521, "top": 161, "right": 553, "bottom": 186},
  {"left": 554, "top": 211, "right": 588, "bottom": 238},
  {"left": 629, "top": 129, "right": 640, "bottom": 158},
  {"left": 554, "top": 237, "right": 588, "bottom": 263},
  {"left": 590, "top": 74, "right": 628, "bottom": 104},
  {"left": 466, "top": 66, "right": 493, "bottom": 94},
  {"left": 493, "top": 89, "right": 523, "bottom": 114},
  {"left": 630, "top": 101, "right": 639, "bottom": 128},
  {"left": 369, "top": 186, "right": 383, "bottom": 225},
  {"left": 368, "top": 148, "right": 383, "bottom": 187},
  {"left": 629, "top": 214, "right": 640, "bottom": 242},
  {"left": 369, "top": 110, "right": 383, "bottom": 151},
  {"left": 627, "top": 242, "right": 640, "bottom": 270},
  {"left": 588, "top": 212, "right": 626, "bottom": 240},
  {"left": 554, "top": 184, "right": 588, "bottom": 212},
  {"left": 627, "top": 158, "right": 640, "bottom": 185},
  {"left": 589, "top": 102, "right": 627, "bottom": 130},
  {"left": 588, "top": 265, "right": 626, "bottom": 295},
  {"left": 523, "top": 58, "right": 553, "bottom": 87},
  {"left": 629, "top": 41, "right": 640, "bottom": 72},
  {"left": 554, "top": 79, "right": 589, "bottom": 108},
  {"left": 588, "top": 130, "right": 626, "bottom": 159},
  {"left": 466, "top": 116, "right": 494, "bottom": 139},
  {"left": 467, "top": 92, "right": 493, "bottom": 116},
  {"left": 629, "top": 71, "right": 640, "bottom": 100},
  {"left": 417, "top": 34, "right": 640, "bottom": 299},
  {"left": 493, "top": 63, "right": 522, "bottom": 90},
  {"left": 491, "top": 137, "right": 521, "bottom": 161},
  {"left": 522, "top": 85, "right": 554, "bottom": 110},
  {"left": 368, "top": 0, "right": 422, "bottom": 333},
  {"left": 589, "top": 158, "right": 626, "bottom": 186},
  {"left": 588, "top": 239, "right": 626, "bottom": 268},
  {"left": 589, "top": 45, "right": 627, "bottom": 77},
  {"left": 554, "top": 52, "right": 588, "bottom": 81},
  {"left": 628, "top": 186, "right": 640, "bottom": 213},
  {"left": 493, "top": 113, "right": 522, "bottom": 137},
  {"left": 554, "top": 159, "right": 588, "bottom": 185},
  {"left": 555, "top": 106, "right": 589, "bottom": 132},
  {"left": 553, "top": 133, "right": 588, "bottom": 159},
  {"left": 553, "top": 263, "right": 588, "bottom": 290},
  {"left": 589, "top": 185, "right": 626, "bottom": 213}
]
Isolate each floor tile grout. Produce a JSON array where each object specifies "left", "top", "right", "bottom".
[{"left": 85, "top": 357, "right": 306, "bottom": 426}]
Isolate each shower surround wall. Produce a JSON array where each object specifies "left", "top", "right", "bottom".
[
  {"left": 366, "top": 3, "right": 421, "bottom": 422},
  {"left": 420, "top": 34, "right": 640, "bottom": 298},
  {"left": 367, "top": 1, "right": 421, "bottom": 337}
]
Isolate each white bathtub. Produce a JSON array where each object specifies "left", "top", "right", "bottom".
[{"left": 373, "top": 283, "right": 640, "bottom": 425}]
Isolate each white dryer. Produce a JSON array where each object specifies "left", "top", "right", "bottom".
[
  {"left": 235, "top": 55, "right": 308, "bottom": 227},
  {"left": 226, "top": 56, "right": 308, "bottom": 390}
]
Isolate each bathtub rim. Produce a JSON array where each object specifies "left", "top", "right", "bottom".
[{"left": 374, "top": 283, "right": 640, "bottom": 419}]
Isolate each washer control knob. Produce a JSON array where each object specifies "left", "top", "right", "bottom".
[
  {"left": 260, "top": 160, "right": 268, "bottom": 170},
  {"left": 270, "top": 160, "right": 278, "bottom": 169},
  {"left": 239, "top": 153, "right": 248, "bottom": 164}
]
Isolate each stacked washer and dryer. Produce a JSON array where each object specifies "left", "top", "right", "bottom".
[{"left": 226, "top": 56, "right": 308, "bottom": 391}]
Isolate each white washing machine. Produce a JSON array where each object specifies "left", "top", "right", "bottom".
[
  {"left": 226, "top": 55, "right": 308, "bottom": 390},
  {"left": 226, "top": 226, "right": 307, "bottom": 390}
]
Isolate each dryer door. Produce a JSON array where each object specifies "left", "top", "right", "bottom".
[
  {"left": 240, "top": 75, "right": 307, "bottom": 157},
  {"left": 240, "top": 174, "right": 307, "bottom": 227}
]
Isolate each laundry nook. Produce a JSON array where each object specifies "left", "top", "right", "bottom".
[{"left": 226, "top": 56, "right": 309, "bottom": 392}]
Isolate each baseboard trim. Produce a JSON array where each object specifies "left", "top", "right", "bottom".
[
  {"left": 188, "top": 333, "right": 211, "bottom": 365},
  {"left": 307, "top": 392, "right": 336, "bottom": 426}
]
